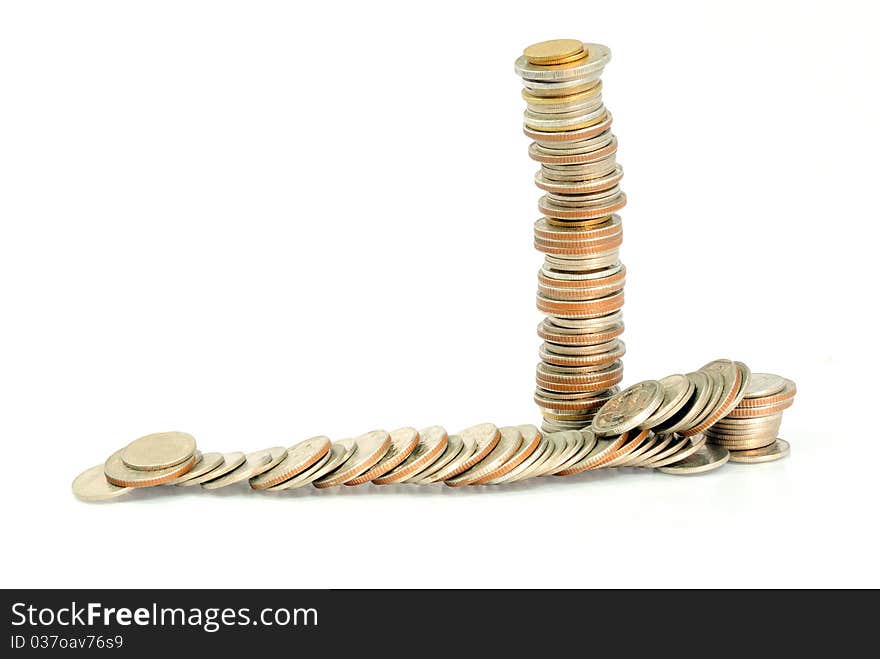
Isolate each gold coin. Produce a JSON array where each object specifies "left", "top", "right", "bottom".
[{"left": 524, "top": 39, "right": 585, "bottom": 65}]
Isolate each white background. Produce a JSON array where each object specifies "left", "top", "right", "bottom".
[{"left": 1, "top": 0, "right": 876, "bottom": 588}]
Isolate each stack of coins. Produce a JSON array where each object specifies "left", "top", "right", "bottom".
[
  {"left": 515, "top": 40, "right": 627, "bottom": 434},
  {"left": 705, "top": 373, "right": 796, "bottom": 463}
]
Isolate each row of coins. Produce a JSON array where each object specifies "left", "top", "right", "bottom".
[
  {"left": 72, "top": 420, "right": 724, "bottom": 502},
  {"left": 589, "top": 358, "right": 794, "bottom": 468},
  {"left": 705, "top": 373, "right": 796, "bottom": 461},
  {"left": 515, "top": 39, "right": 626, "bottom": 434}
]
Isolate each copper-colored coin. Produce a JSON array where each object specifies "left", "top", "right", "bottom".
[
  {"left": 344, "top": 426, "right": 419, "bottom": 485},
  {"left": 537, "top": 291, "right": 625, "bottom": 317},
  {"left": 600, "top": 429, "right": 653, "bottom": 468},
  {"left": 372, "top": 426, "right": 448, "bottom": 484},
  {"left": 555, "top": 432, "right": 628, "bottom": 475},
  {"left": 104, "top": 449, "right": 197, "bottom": 488},
  {"left": 626, "top": 432, "right": 675, "bottom": 467},
  {"left": 534, "top": 216, "right": 621, "bottom": 242},
  {"left": 445, "top": 426, "right": 524, "bottom": 487},
  {"left": 682, "top": 360, "right": 743, "bottom": 437},
  {"left": 529, "top": 135, "right": 617, "bottom": 165},
  {"left": 407, "top": 434, "right": 465, "bottom": 484},
  {"left": 540, "top": 194, "right": 627, "bottom": 220},
  {"left": 539, "top": 340, "right": 625, "bottom": 367},
  {"left": 523, "top": 113, "right": 613, "bottom": 142},
  {"left": 551, "top": 429, "right": 599, "bottom": 474},
  {"left": 536, "top": 360, "right": 623, "bottom": 383},
  {"left": 538, "top": 320, "right": 624, "bottom": 346},
  {"left": 612, "top": 432, "right": 660, "bottom": 467},
  {"left": 266, "top": 439, "right": 356, "bottom": 491},
  {"left": 726, "top": 398, "right": 794, "bottom": 418},
  {"left": 313, "top": 430, "right": 391, "bottom": 488},
  {"left": 736, "top": 378, "right": 796, "bottom": 408}
]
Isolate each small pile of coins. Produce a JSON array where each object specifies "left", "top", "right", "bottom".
[
  {"left": 589, "top": 359, "right": 795, "bottom": 471},
  {"left": 705, "top": 373, "right": 795, "bottom": 462},
  {"left": 514, "top": 39, "right": 627, "bottom": 434}
]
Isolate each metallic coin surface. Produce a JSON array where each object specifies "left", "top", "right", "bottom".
[
  {"left": 105, "top": 449, "right": 197, "bottom": 488},
  {"left": 612, "top": 432, "right": 659, "bottom": 467},
  {"left": 728, "top": 438, "right": 791, "bottom": 464},
  {"left": 167, "top": 451, "right": 223, "bottom": 485},
  {"left": 424, "top": 423, "right": 500, "bottom": 482},
  {"left": 648, "top": 433, "right": 708, "bottom": 469},
  {"left": 244, "top": 446, "right": 288, "bottom": 479},
  {"left": 626, "top": 431, "right": 674, "bottom": 467},
  {"left": 120, "top": 431, "right": 196, "bottom": 471},
  {"left": 372, "top": 426, "right": 447, "bottom": 484},
  {"left": 555, "top": 433, "right": 628, "bottom": 475},
  {"left": 250, "top": 436, "right": 332, "bottom": 490},
  {"left": 641, "top": 375, "right": 694, "bottom": 429},
  {"left": 743, "top": 373, "right": 786, "bottom": 399},
  {"left": 658, "top": 444, "right": 730, "bottom": 475},
  {"left": 345, "top": 426, "right": 420, "bottom": 485},
  {"left": 537, "top": 431, "right": 585, "bottom": 475},
  {"left": 489, "top": 435, "right": 551, "bottom": 484},
  {"left": 655, "top": 371, "right": 712, "bottom": 434},
  {"left": 407, "top": 434, "right": 465, "bottom": 484},
  {"left": 266, "top": 439, "right": 355, "bottom": 491},
  {"left": 72, "top": 464, "right": 131, "bottom": 501},
  {"left": 202, "top": 450, "right": 273, "bottom": 490},
  {"left": 178, "top": 451, "right": 245, "bottom": 487},
  {"left": 477, "top": 425, "right": 541, "bottom": 484},
  {"left": 445, "top": 426, "right": 524, "bottom": 487},
  {"left": 551, "top": 429, "right": 598, "bottom": 473},
  {"left": 314, "top": 430, "right": 391, "bottom": 488},
  {"left": 524, "top": 39, "right": 585, "bottom": 64},
  {"left": 591, "top": 381, "right": 664, "bottom": 435},
  {"left": 602, "top": 429, "right": 652, "bottom": 468}
]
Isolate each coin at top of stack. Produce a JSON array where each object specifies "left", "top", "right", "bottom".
[
  {"left": 705, "top": 372, "right": 796, "bottom": 463},
  {"left": 516, "top": 39, "right": 626, "bottom": 434}
]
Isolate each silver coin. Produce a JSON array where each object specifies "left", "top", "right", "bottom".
[
  {"left": 655, "top": 371, "right": 712, "bottom": 434},
  {"left": 602, "top": 429, "right": 653, "bottom": 468},
  {"left": 682, "top": 369, "right": 725, "bottom": 431},
  {"left": 555, "top": 434, "right": 627, "bottom": 475},
  {"left": 421, "top": 423, "right": 499, "bottom": 482},
  {"left": 625, "top": 432, "right": 675, "bottom": 468},
  {"left": 250, "top": 436, "right": 332, "bottom": 490},
  {"left": 104, "top": 449, "right": 196, "bottom": 488},
  {"left": 166, "top": 451, "right": 223, "bottom": 485},
  {"left": 345, "top": 426, "right": 420, "bottom": 485},
  {"left": 592, "top": 381, "right": 664, "bottom": 435},
  {"left": 266, "top": 439, "right": 355, "bottom": 491},
  {"left": 641, "top": 374, "right": 694, "bottom": 429},
  {"left": 479, "top": 425, "right": 542, "bottom": 484},
  {"left": 373, "top": 426, "right": 448, "bottom": 484},
  {"left": 611, "top": 432, "right": 659, "bottom": 467},
  {"left": 120, "top": 431, "right": 196, "bottom": 471},
  {"left": 72, "top": 464, "right": 131, "bottom": 502},
  {"left": 551, "top": 428, "right": 598, "bottom": 473},
  {"left": 407, "top": 434, "right": 465, "bottom": 484},
  {"left": 536, "top": 430, "right": 584, "bottom": 475},
  {"left": 489, "top": 434, "right": 551, "bottom": 484},
  {"left": 657, "top": 444, "right": 730, "bottom": 475},
  {"left": 445, "top": 426, "right": 524, "bottom": 486},
  {"left": 515, "top": 43, "right": 611, "bottom": 81},
  {"left": 313, "top": 430, "right": 391, "bottom": 488},
  {"left": 637, "top": 434, "right": 691, "bottom": 469},
  {"left": 178, "top": 452, "right": 245, "bottom": 487},
  {"left": 244, "top": 446, "right": 288, "bottom": 478},
  {"left": 202, "top": 450, "right": 275, "bottom": 490},
  {"left": 728, "top": 438, "right": 790, "bottom": 464}
]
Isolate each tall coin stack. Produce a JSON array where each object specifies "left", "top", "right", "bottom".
[{"left": 515, "top": 40, "right": 627, "bottom": 434}]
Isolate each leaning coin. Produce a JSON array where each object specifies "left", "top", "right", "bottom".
[
  {"left": 654, "top": 371, "right": 712, "bottom": 434},
  {"left": 372, "top": 426, "right": 448, "bottom": 484},
  {"left": 345, "top": 426, "right": 420, "bottom": 485},
  {"left": 178, "top": 452, "right": 245, "bottom": 487},
  {"left": 488, "top": 436, "right": 551, "bottom": 484},
  {"left": 475, "top": 425, "right": 542, "bottom": 485},
  {"left": 602, "top": 429, "right": 652, "bottom": 468},
  {"left": 625, "top": 432, "right": 675, "bottom": 468},
  {"left": 648, "top": 433, "right": 708, "bottom": 469},
  {"left": 314, "top": 430, "right": 392, "bottom": 488},
  {"left": 120, "top": 431, "right": 196, "bottom": 471},
  {"left": 555, "top": 433, "right": 628, "bottom": 475},
  {"left": 422, "top": 423, "right": 500, "bottom": 482},
  {"left": 551, "top": 429, "right": 598, "bottom": 474},
  {"left": 611, "top": 432, "right": 659, "bottom": 467},
  {"left": 537, "top": 431, "right": 584, "bottom": 475},
  {"left": 445, "top": 426, "right": 524, "bottom": 487},
  {"left": 657, "top": 445, "right": 730, "bottom": 475},
  {"left": 72, "top": 464, "right": 131, "bottom": 502},
  {"left": 166, "top": 451, "right": 224, "bottom": 485},
  {"left": 266, "top": 439, "right": 356, "bottom": 491},
  {"left": 640, "top": 375, "right": 694, "bottom": 429},
  {"left": 105, "top": 450, "right": 197, "bottom": 488},
  {"left": 728, "top": 438, "right": 791, "bottom": 464},
  {"left": 250, "top": 436, "right": 332, "bottom": 490},
  {"left": 407, "top": 434, "right": 465, "bottom": 484},
  {"left": 202, "top": 446, "right": 287, "bottom": 490},
  {"left": 591, "top": 380, "right": 664, "bottom": 436}
]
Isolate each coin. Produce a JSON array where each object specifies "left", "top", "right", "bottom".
[
  {"left": 551, "top": 428, "right": 598, "bottom": 473},
  {"left": 682, "top": 360, "right": 743, "bottom": 436},
  {"left": 423, "top": 423, "right": 500, "bottom": 482},
  {"left": 611, "top": 432, "right": 659, "bottom": 467},
  {"left": 657, "top": 444, "right": 730, "bottom": 475},
  {"left": 202, "top": 450, "right": 273, "bottom": 490},
  {"left": 523, "top": 39, "right": 585, "bottom": 65},
  {"left": 728, "top": 438, "right": 790, "bottom": 464},
  {"left": 488, "top": 434, "right": 551, "bottom": 484},
  {"left": 314, "top": 430, "right": 391, "bottom": 488},
  {"left": 345, "top": 426, "right": 419, "bottom": 485},
  {"left": 266, "top": 439, "right": 356, "bottom": 491},
  {"left": 654, "top": 371, "right": 712, "bottom": 434},
  {"left": 591, "top": 381, "right": 664, "bottom": 436},
  {"left": 648, "top": 433, "right": 708, "bottom": 469},
  {"left": 536, "top": 430, "right": 585, "bottom": 475},
  {"left": 445, "top": 426, "right": 523, "bottom": 487},
  {"left": 477, "top": 425, "right": 542, "bottom": 484},
  {"left": 250, "top": 436, "right": 332, "bottom": 490},
  {"left": 742, "top": 373, "right": 786, "bottom": 398},
  {"left": 372, "top": 426, "right": 447, "bottom": 485},
  {"left": 555, "top": 432, "right": 628, "bottom": 475},
  {"left": 105, "top": 449, "right": 197, "bottom": 488},
  {"left": 640, "top": 374, "right": 694, "bottom": 429},
  {"left": 72, "top": 464, "right": 131, "bottom": 502},
  {"left": 407, "top": 434, "right": 465, "bottom": 484},
  {"left": 244, "top": 446, "right": 288, "bottom": 478},
  {"left": 625, "top": 432, "right": 674, "bottom": 467},
  {"left": 120, "top": 431, "right": 196, "bottom": 471},
  {"left": 602, "top": 429, "right": 652, "bottom": 468},
  {"left": 167, "top": 451, "right": 223, "bottom": 485},
  {"left": 177, "top": 451, "right": 245, "bottom": 487}
]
